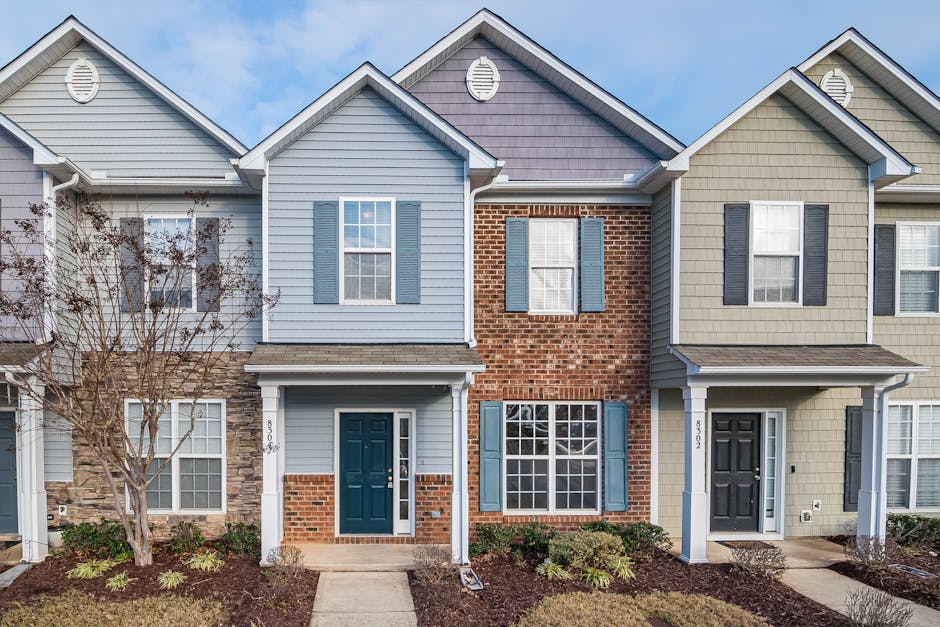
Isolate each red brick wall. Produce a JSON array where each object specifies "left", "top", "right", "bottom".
[
  {"left": 283, "top": 474, "right": 451, "bottom": 544},
  {"left": 469, "top": 204, "right": 651, "bottom": 533}
]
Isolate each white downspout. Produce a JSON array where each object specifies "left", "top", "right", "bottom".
[
  {"left": 465, "top": 176, "right": 499, "bottom": 348},
  {"left": 43, "top": 173, "right": 80, "bottom": 343}
]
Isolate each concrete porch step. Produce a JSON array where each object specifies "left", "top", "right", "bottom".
[{"left": 298, "top": 543, "right": 423, "bottom": 572}]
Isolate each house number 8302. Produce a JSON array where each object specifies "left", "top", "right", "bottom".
[{"left": 695, "top": 420, "right": 703, "bottom": 449}]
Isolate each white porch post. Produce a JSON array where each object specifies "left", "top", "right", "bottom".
[
  {"left": 857, "top": 386, "right": 888, "bottom": 542},
  {"left": 260, "top": 384, "right": 282, "bottom": 563},
  {"left": 17, "top": 381, "right": 47, "bottom": 562},
  {"left": 680, "top": 385, "right": 708, "bottom": 563},
  {"left": 449, "top": 383, "right": 466, "bottom": 564}
]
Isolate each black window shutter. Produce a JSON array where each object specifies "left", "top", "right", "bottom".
[
  {"left": 119, "top": 217, "right": 144, "bottom": 312},
  {"left": 723, "top": 203, "right": 749, "bottom": 305},
  {"left": 803, "top": 204, "right": 829, "bottom": 306},
  {"left": 844, "top": 406, "right": 862, "bottom": 512},
  {"left": 873, "top": 224, "right": 896, "bottom": 316},
  {"left": 196, "top": 218, "right": 220, "bottom": 312}
]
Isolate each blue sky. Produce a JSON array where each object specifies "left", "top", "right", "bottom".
[{"left": 2, "top": 0, "right": 940, "bottom": 148}]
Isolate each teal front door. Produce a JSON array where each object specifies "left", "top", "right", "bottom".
[
  {"left": 0, "top": 411, "right": 17, "bottom": 533},
  {"left": 339, "top": 413, "right": 393, "bottom": 534}
]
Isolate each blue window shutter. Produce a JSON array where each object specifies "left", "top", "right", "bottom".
[
  {"left": 603, "top": 401, "right": 628, "bottom": 512},
  {"left": 479, "top": 401, "right": 503, "bottom": 512},
  {"left": 313, "top": 200, "right": 339, "bottom": 304},
  {"left": 580, "top": 217, "right": 605, "bottom": 312},
  {"left": 119, "top": 217, "right": 144, "bottom": 312},
  {"left": 196, "top": 217, "right": 220, "bottom": 312},
  {"left": 505, "top": 218, "right": 529, "bottom": 311},
  {"left": 396, "top": 201, "right": 421, "bottom": 304}
]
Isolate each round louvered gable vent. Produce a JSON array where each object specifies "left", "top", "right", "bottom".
[
  {"left": 66, "top": 58, "right": 100, "bottom": 103},
  {"left": 820, "top": 68, "right": 853, "bottom": 107},
  {"left": 466, "top": 56, "right": 500, "bottom": 101}
]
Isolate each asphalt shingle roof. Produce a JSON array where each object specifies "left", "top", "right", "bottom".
[
  {"left": 671, "top": 344, "right": 923, "bottom": 370},
  {"left": 246, "top": 343, "right": 483, "bottom": 369}
]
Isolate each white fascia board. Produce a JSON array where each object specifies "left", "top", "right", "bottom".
[
  {"left": 244, "top": 363, "right": 487, "bottom": 374},
  {"left": 694, "top": 365, "right": 929, "bottom": 376},
  {"left": 876, "top": 184, "right": 940, "bottom": 203},
  {"left": 0, "top": 17, "right": 246, "bottom": 156},
  {"left": 391, "top": 9, "right": 684, "bottom": 159}
]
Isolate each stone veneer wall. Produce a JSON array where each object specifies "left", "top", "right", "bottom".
[
  {"left": 44, "top": 352, "right": 262, "bottom": 538},
  {"left": 469, "top": 204, "right": 652, "bottom": 533}
]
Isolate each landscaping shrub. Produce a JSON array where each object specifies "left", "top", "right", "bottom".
[
  {"left": 185, "top": 548, "right": 224, "bottom": 572},
  {"left": 61, "top": 519, "right": 130, "bottom": 559},
  {"left": 217, "top": 522, "right": 261, "bottom": 558},
  {"left": 470, "top": 523, "right": 515, "bottom": 557},
  {"left": 548, "top": 530, "right": 624, "bottom": 571},
  {"left": 730, "top": 545, "right": 788, "bottom": 578},
  {"left": 169, "top": 521, "right": 205, "bottom": 555},
  {"left": 0, "top": 589, "right": 227, "bottom": 626},
  {"left": 105, "top": 572, "right": 135, "bottom": 592},
  {"left": 66, "top": 558, "right": 115, "bottom": 579},
  {"left": 535, "top": 560, "right": 571, "bottom": 580},
  {"left": 516, "top": 522, "right": 556, "bottom": 555},
  {"left": 264, "top": 544, "right": 307, "bottom": 597},
  {"left": 579, "top": 520, "right": 672, "bottom": 560},
  {"left": 413, "top": 544, "right": 453, "bottom": 584},
  {"left": 845, "top": 536, "right": 898, "bottom": 570},
  {"left": 157, "top": 570, "right": 187, "bottom": 590},
  {"left": 887, "top": 513, "right": 940, "bottom": 549},
  {"left": 845, "top": 587, "right": 914, "bottom": 627}
]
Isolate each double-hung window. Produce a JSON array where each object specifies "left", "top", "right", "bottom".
[
  {"left": 146, "top": 217, "right": 195, "bottom": 309},
  {"left": 127, "top": 400, "right": 225, "bottom": 513},
  {"left": 503, "top": 401, "right": 600, "bottom": 513},
  {"left": 887, "top": 402, "right": 940, "bottom": 510},
  {"left": 529, "top": 219, "right": 577, "bottom": 314},
  {"left": 897, "top": 224, "right": 940, "bottom": 314},
  {"left": 341, "top": 199, "right": 393, "bottom": 303},
  {"left": 750, "top": 201, "right": 802, "bottom": 304}
]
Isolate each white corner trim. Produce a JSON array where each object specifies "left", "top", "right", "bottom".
[
  {"left": 670, "top": 177, "right": 681, "bottom": 344},
  {"left": 650, "top": 388, "right": 659, "bottom": 525},
  {"left": 463, "top": 162, "right": 474, "bottom": 345},
  {"left": 867, "top": 178, "right": 875, "bottom": 343},
  {"left": 261, "top": 161, "right": 270, "bottom": 343}
]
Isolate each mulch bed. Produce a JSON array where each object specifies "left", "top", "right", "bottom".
[
  {"left": 828, "top": 534, "right": 940, "bottom": 611},
  {"left": 410, "top": 554, "right": 849, "bottom": 626},
  {"left": 0, "top": 547, "right": 318, "bottom": 626}
]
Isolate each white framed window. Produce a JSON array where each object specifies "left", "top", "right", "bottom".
[
  {"left": 887, "top": 402, "right": 940, "bottom": 511},
  {"left": 126, "top": 399, "right": 226, "bottom": 513},
  {"left": 340, "top": 198, "right": 394, "bottom": 304},
  {"left": 897, "top": 223, "right": 940, "bottom": 315},
  {"left": 145, "top": 216, "right": 196, "bottom": 310},
  {"left": 503, "top": 401, "right": 600, "bottom": 514},
  {"left": 749, "top": 201, "right": 803, "bottom": 305},
  {"left": 529, "top": 219, "right": 577, "bottom": 314}
]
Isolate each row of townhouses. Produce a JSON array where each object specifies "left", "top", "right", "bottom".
[{"left": 1, "top": 9, "right": 938, "bottom": 566}]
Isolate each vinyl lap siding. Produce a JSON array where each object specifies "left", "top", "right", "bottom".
[
  {"left": 650, "top": 185, "right": 685, "bottom": 386},
  {"left": 283, "top": 386, "right": 453, "bottom": 474},
  {"left": 804, "top": 53, "right": 940, "bottom": 186},
  {"left": 266, "top": 88, "right": 466, "bottom": 343},
  {"left": 0, "top": 41, "right": 236, "bottom": 178},
  {"left": 679, "top": 94, "right": 869, "bottom": 344},
  {"left": 408, "top": 36, "right": 657, "bottom": 180}
]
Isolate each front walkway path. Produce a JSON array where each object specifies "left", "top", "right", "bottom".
[{"left": 310, "top": 571, "right": 417, "bottom": 627}]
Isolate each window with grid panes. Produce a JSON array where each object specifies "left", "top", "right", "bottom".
[
  {"left": 887, "top": 403, "right": 940, "bottom": 510},
  {"left": 342, "top": 199, "right": 393, "bottom": 303},
  {"left": 898, "top": 224, "right": 940, "bottom": 313}
]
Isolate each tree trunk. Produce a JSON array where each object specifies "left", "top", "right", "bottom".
[{"left": 126, "top": 485, "right": 154, "bottom": 567}]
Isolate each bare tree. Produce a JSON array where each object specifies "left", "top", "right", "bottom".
[{"left": 0, "top": 191, "right": 275, "bottom": 566}]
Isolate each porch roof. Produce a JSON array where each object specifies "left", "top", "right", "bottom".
[
  {"left": 0, "top": 342, "right": 39, "bottom": 367},
  {"left": 245, "top": 343, "right": 485, "bottom": 374}
]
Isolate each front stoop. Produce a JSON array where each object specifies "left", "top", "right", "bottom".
[
  {"left": 310, "top": 572, "right": 417, "bottom": 627},
  {"left": 299, "top": 543, "right": 430, "bottom": 572}
]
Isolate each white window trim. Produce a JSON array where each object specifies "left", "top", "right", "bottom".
[
  {"left": 527, "top": 218, "right": 579, "bottom": 316},
  {"left": 338, "top": 197, "right": 396, "bottom": 306},
  {"left": 887, "top": 400, "right": 940, "bottom": 513},
  {"left": 501, "top": 400, "right": 602, "bottom": 516},
  {"left": 144, "top": 214, "right": 198, "bottom": 314},
  {"left": 894, "top": 222, "right": 940, "bottom": 317},
  {"left": 124, "top": 398, "right": 227, "bottom": 515},
  {"left": 747, "top": 200, "right": 804, "bottom": 307}
]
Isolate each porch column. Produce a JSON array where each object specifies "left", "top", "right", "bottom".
[
  {"left": 450, "top": 383, "right": 468, "bottom": 564},
  {"left": 857, "top": 386, "right": 888, "bottom": 542},
  {"left": 260, "top": 384, "right": 282, "bottom": 563},
  {"left": 680, "top": 385, "right": 708, "bottom": 563},
  {"left": 17, "top": 381, "right": 47, "bottom": 562}
]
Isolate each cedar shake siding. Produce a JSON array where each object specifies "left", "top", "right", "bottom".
[
  {"left": 408, "top": 36, "right": 658, "bottom": 180},
  {"left": 804, "top": 52, "right": 940, "bottom": 186},
  {"left": 679, "top": 94, "right": 870, "bottom": 345}
]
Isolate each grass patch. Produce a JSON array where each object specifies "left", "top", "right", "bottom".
[{"left": 0, "top": 589, "right": 227, "bottom": 626}]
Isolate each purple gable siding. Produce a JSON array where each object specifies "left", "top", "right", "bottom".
[{"left": 408, "top": 36, "right": 657, "bottom": 180}]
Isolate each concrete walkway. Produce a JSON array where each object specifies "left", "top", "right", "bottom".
[{"left": 310, "top": 572, "right": 417, "bottom": 627}]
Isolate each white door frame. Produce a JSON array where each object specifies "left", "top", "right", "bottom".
[{"left": 705, "top": 408, "right": 787, "bottom": 541}]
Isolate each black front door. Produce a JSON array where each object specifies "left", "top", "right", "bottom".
[
  {"left": 339, "top": 413, "right": 393, "bottom": 534},
  {"left": 710, "top": 413, "right": 761, "bottom": 532},
  {"left": 0, "top": 411, "right": 17, "bottom": 533}
]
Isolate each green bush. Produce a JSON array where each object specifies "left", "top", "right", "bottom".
[
  {"left": 580, "top": 520, "right": 672, "bottom": 560},
  {"left": 170, "top": 521, "right": 206, "bottom": 555},
  {"left": 516, "top": 522, "right": 556, "bottom": 555},
  {"left": 185, "top": 548, "right": 224, "bottom": 572},
  {"left": 887, "top": 513, "right": 940, "bottom": 548},
  {"left": 549, "top": 530, "right": 624, "bottom": 571},
  {"left": 61, "top": 519, "right": 131, "bottom": 559},
  {"left": 470, "top": 523, "right": 515, "bottom": 557},
  {"left": 217, "top": 522, "right": 261, "bottom": 558}
]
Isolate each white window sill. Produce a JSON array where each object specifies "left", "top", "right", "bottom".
[
  {"left": 893, "top": 311, "right": 940, "bottom": 317},
  {"left": 502, "top": 509, "right": 602, "bottom": 516},
  {"left": 340, "top": 300, "right": 396, "bottom": 306},
  {"left": 528, "top": 310, "right": 577, "bottom": 316},
  {"left": 747, "top": 302, "right": 802, "bottom": 308}
]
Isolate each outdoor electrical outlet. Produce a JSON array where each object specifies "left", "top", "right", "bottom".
[
  {"left": 800, "top": 510, "right": 812, "bottom": 523},
  {"left": 58, "top": 505, "right": 67, "bottom": 516},
  {"left": 812, "top": 499, "right": 821, "bottom": 511}
]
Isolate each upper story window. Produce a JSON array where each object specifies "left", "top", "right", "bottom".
[
  {"left": 146, "top": 217, "right": 195, "bottom": 310},
  {"left": 898, "top": 224, "right": 940, "bottom": 314},
  {"left": 887, "top": 402, "right": 940, "bottom": 511},
  {"left": 341, "top": 199, "right": 393, "bottom": 304},
  {"left": 750, "top": 202, "right": 803, "bottom": 304},
  {"left": 529, "top": 219, "right": 578, "bottom": 314}
]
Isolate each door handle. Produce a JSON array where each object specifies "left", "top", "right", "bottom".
[{"left": 754, "top": 474, "right": 761, "bottom": 481}]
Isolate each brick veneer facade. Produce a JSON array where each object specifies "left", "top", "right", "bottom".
[
  {"left": 283, "top": 474, "right": 451, "bottom": 543},
  {"left": 44, "top": 352, "right": 262, "bottom": 538},
  {"left": 469, "top": 203, "right": 651, "bottom": 533}
]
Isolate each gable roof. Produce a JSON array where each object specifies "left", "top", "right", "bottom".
[
  {"left": 657, "top": 68, "right": 917, "bottom": 189},
  {"left": 798, "top": 28, "right": 940, "bottom": 138},
  {"left": 392, "top": 8, "right": 683, "bottom": 160},
  {"left": 238, "top": 62, "right": 500, "bottom": 175},
  {"left": 0, "top": 15, "right": 246, "bottom": 156}
]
